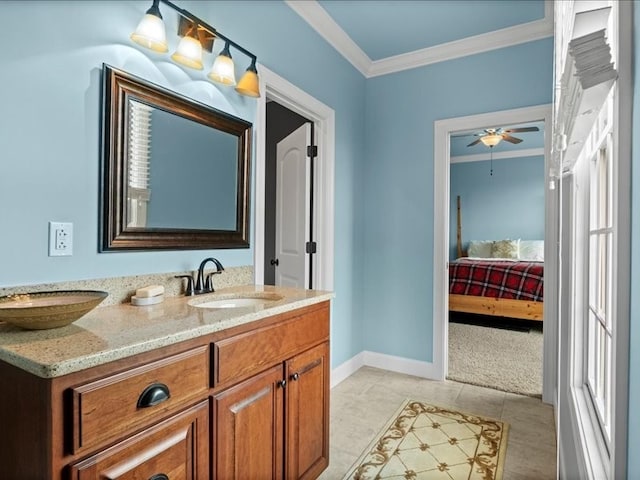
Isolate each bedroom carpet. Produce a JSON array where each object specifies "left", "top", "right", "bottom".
[
  {"left": 341, "top": 399, "right": 509, "bottom": 480},
  {"left": 447, "top": 321, "right": 543, "bottom": 397}
]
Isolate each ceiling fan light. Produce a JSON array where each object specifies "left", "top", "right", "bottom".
[
  {"left": 480, "top": 134, "right": 502, "bottom": 147},
  {"left": 171, "top": 33, "right": 204, "bottom": 70},
  {"left": 130, "top": 1, "right": 168, "bottom": 53}
]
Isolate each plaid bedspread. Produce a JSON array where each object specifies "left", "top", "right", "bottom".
[{"left": 449, "top": 258, "right": 544, "bottom": 302}]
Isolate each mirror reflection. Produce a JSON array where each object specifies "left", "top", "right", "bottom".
[{"left": 127, "top": 100, "right": 238, "bottom": 231}]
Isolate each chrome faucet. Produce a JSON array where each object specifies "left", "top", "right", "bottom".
[{"left": 175, "top": 257, "right": 224, "bottom": 296}]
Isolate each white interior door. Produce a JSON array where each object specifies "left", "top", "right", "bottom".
[{"left": 275, "top": 123, "right": 311, "bottom": 288}]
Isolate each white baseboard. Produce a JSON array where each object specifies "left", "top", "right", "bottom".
[
  {"left": 362, "top": 351, "right": 439, "bottom": 378},
  {"left": 331, "top": 350, "right": 438, "bottom": 389},
  {"left": 331, "top": 351, "right": 365, "bottom": 388}
]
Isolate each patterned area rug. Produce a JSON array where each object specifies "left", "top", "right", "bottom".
[{"left": 342, "top": 400, "right": 509, "bottom": 480}]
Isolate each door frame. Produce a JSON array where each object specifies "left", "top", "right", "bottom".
[
  {"left": 254, "top": 65, "right": 335, "bottom": 291},
  {"left": 432, "top": 104, "right": 556, "bottom": 404}
]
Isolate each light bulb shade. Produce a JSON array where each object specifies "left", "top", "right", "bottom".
[
  {"left": 171, "top": 35, "right": 204, "bottom": 70},
  {"left": 130, "top": 13, "right": 168, "bottom": 53},
  {"left": 208, "top": 43, "right": 236, "bottom": 85},
  {"left": 235, "top": 61, "right": 260, "bottom": 98},
  {"left": 480, "top": 134, "right": 502, "bottom": 147}
]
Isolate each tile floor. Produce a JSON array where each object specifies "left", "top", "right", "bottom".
[{"left": 319, "top": 367, "right": 557, "bottom": 480}]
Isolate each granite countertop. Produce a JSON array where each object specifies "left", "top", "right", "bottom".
[{"left": 0, "top": 285, "right": 333, "bottom": 379}]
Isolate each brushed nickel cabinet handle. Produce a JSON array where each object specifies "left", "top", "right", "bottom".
[{"left": 149, "top": 474, "right": 169, "bottom": 480}]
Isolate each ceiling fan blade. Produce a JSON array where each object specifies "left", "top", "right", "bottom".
[
  {"left": 503, "top": 126, "right": 539, "bottom": 133},
  {"left": 467, "top": 138, "right": 482, "bottom": 147},
  {"left": 502, "top": 134, "right": 523, "bottom": 144}
]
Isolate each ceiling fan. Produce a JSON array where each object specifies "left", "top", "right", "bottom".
[{"left": 466, "top": 126, "right": 539, "bottom": 147}]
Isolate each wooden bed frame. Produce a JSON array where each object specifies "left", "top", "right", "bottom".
[{"left": 450, "top": 196, "right": 543, "bottom": 322}]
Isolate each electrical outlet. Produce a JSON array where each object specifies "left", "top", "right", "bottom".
[{"left": 49, "top": 222, "right": 73, "bottom": 256}]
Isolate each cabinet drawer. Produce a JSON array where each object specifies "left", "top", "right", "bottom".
[
  {"left": 69, "top": 400, "right": 209, "bottom": 479},
  {"left": 71, "top": 346, "right": 209, "bottom": 453},
  {"left": 214, "top": 303, "right": 329, "bottom": 387}
]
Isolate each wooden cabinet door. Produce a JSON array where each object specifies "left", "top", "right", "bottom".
[
  {"left": 213, "top": 364, "right": 285, "bottom": 479},
  {"left": 285, "top": 342, "right": 329, "bottom": 480},
  {"left": 69, "top": 400, "right": 209, "bottom": 480}
]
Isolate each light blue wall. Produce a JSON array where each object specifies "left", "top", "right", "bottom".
[
  {"left": 0, "top": 1, "right": 366, "bottom": 367},
  {"left": 449, "top": 156, "right": 545, "bottom": 260},
  {"left": 627, "top": 3, "right": 640, "bottom": 476},
  {"left": 362, "top": 38, "right": 553, "bottom": 362}
]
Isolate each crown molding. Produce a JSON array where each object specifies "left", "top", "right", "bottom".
[
  {"left": 450, "top": 147, "right": 545, "bottom": 164},
  {"left": 284, "top": 0, "right": 371, "bottom": 76},
  {"left": 368, "top": 8, "right": 554, "bottom": 77},
  {"left": 286, "top": 0, "right": 553, "bottom": 78}
]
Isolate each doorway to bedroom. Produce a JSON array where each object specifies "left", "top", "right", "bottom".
[
  {"left": 432, "top": 104, "right": 557, "bottom": 404},
  {"left": 447, "top": 120, "right": 546, "bottom": 397}
]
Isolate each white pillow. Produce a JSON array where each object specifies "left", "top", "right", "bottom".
[
  {"left": 467, "top": 240, "right": 493, "bottom": 258},
  {"left": 491, "top": 239, "right": 520, "bottom": 259},
  {"left": 519, "top": 240, "right": 544, "bottom": 261}
]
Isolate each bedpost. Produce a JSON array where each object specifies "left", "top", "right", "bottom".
[{"left": 457, "top": 195, "right": 463, "bottom": 258}]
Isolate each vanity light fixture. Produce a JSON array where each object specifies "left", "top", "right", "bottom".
[
  {"left": 235, "top": 58, "right": 260, "bottom": 98},
  {"left": 130, "top": 0, "right": 260, "bottom": 97},
  {"left": 130, "top": 0, "right": 168, "bottom": 53},
  {"left": 171, "top": 24, "right": 204, "bottom": 70},
  {"left": 208, "top": 41, "right": 236, "bottom": 85}
]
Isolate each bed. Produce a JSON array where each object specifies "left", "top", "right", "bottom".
[{"left": 449, "top": 196, "right": 544, "bottom": 322}]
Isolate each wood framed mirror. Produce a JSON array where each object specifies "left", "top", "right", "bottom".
[{"left": 100, "top": 64, "right": 251, "bottom": 251}]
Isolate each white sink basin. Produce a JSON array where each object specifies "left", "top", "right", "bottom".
[{"left": 189, "top": 293, "right": 282, "bottom": 310}]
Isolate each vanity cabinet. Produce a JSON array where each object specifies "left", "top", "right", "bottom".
[
  {"left": 0, "top": 299, "right": 330, "bottom": 480},
  {"left": 213, "top": 341, "right": 329, "bottom": 480}
]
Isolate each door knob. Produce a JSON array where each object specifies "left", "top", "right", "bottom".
[{"left": 270, "top": 258, "right": 279, "bottom": 266}]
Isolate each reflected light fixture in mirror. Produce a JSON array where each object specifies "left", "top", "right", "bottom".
[
  {"left": 130, "top": 0, "right": 260, "bottom": 97},
  {"left": 171, "top": 24, "right": 204, "bottom": 70},
  {"left": 130, "top": 0, "right": 168, "bottom": 53},
  {"left": 208, "top": 41, "right": 236, "bottom": 85}
]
